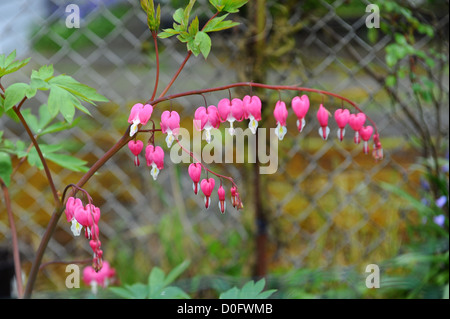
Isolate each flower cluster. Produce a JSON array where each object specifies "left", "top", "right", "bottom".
[
  {"left": 188, "top": 163, "right": 242, "bottom": 214},
  {"left": 82, "top": 261, "right": 116, "bottom": 295},
  {"left": 65, "top": 196, "right": 103, "bottom": 271},
  {"left": 127, "top": 103, "right": 183, "bottom": 180}
]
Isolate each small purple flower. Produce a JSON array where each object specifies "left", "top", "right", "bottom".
[
  {"left": 420, "top": 178, "right": 430, "bottom": 191},
  {"left": 433, "top": 214, "right": 445, "bottom": 227},
  {"left": 421, "top": 198, "right": 430, "bottom": 206},
  {"left": 436, "top": 195, "right": 448, "bottom": 208}
]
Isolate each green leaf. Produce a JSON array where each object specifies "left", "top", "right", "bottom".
[
  {"left": 164, "top": 260, "right": 190, "bottom": 286},
  {"left": 219, "top": 279, "right": 276, "bottom": 299},
  {"left": 157, "top": 286, "right": 190, "bottom": 299},
  {"left": 183, "top": 0, "right": 197, "bottom": 27},
  {"left": 0, "top": 54, "right": 30, "bottom": 77},
  {"left": 203, "top": 14, "right": 240, "bottom": 32},
  {"left": 39, "top": 118, "right": 80, "bottom": 136},
  {"left": 173, "top": 8, "right": 184, "bottom": 24},
  {"left": 195, "top": 31, "right": 212, "bottom": 59},
  {"left": 188, "top": 16, "right": 199, "bottom": 36},
  {"left": 3, "top": 82, "right": 29, "bottom": 111},
  {"left": 222, "top": 0, "right": 248, "bottom": 13},
  {"left": 31, "top": 65, "right": 54, "bottom": 81},
  {"left": 0, "top": 152, "right": 13, "bottom": 187},
  {"left": 148, "top": 267, "right": 166, "bottom": 298},
  {"left": 49, "top": 75, "right": 108, "bottom": 104},
  {"left": 21, "top": 109, "right": 39, "bottom": 133},
  {"left": 45, "top": 153, "right": 88, "bottom": 172},
  {"left": 47, "top": 85, "right": 70, "bottom": 119},
  {"left": 110, "top": 283, "right": 148, "bottom": 299},
  {"left": 158, "top": 28, "right": 179, "bottom": 39}
]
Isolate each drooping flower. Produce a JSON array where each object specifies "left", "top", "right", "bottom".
[
  {"left": 372, "top": 133, "right": 384, "bottom": 160},
  {"left": 291, "top": 95, "right": 310, "bottom": 132},
  {"left": 83, "top": 261, "right": 116, "bottom": 295},
  {"left": 128, "top": 103, "right": 153, "bottom": 137},
  {"left": 348, "top": 113, "right": 366, "bottom": 144},
  {"left": 200, "top": 178, "right": 215, "bottom": 209},
  {"left": 188, "top": 163, "right": 202, "bottom": 195},
  {"left": 334, "top": 109, "right": 350, "bottom": 142},
  {"left": 316, "top": 104, "right": 330, "bottom": 140},
  {"left": 218, "top": 185, "right": 226, "bottom": 214},
  {"left": 145, "top": 145, "right": 165, "bottom": 180},
  {"left": 160, "top": 110, "right": 180, "bottom": 148},
  {"left": 360, "top": 125, "right": 373, "bottom": 154},
  {"left": 194, "top": 105, "right": 220, "bottom": 143},
  {"left": 218, "top": 98, "right": 244, "bottom": 136},
  {"left": 65, "top": 197, "right": 83, "bottom": 236},
  {"left": 128, "top": 140, "right": 144, "bottom": 166},
  {"left": 230, "top": 186, "right": 238, "bottom": 208},
  {"left": 273, "top": 101, "right": 289, "bottom": 140},
  {"left": 243, "top": 95, "right": 262, "bottom": 134}
]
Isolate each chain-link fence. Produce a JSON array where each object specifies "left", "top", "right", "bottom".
[{"left": 0, "top": 0, "right": 448, "bottom": 297}]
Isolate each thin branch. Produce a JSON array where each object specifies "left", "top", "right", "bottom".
[
  {"left": 1, "top": 179, "right": 23, "bottom": 298},
  {"left": 13, "top": 105, "right": 60, "bottom": 206},
  {"left": 150, "top": 31, "right": 160, "bottom": 101},
  {"left": 157, "top": 11, "right": 220, "bottom": 99},
  {"left": 148, "top": 82, "right": 382, "bottom": 136}
]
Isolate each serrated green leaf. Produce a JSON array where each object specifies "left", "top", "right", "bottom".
[
  {"left": 1, "top": 57, "right": 31, "bottom": 77},
  {"left": 203, "top": 14, "right": 240, "bottom": 32},
  {"left": 30, "top": 78, "right": 50, "bottom": 91},
  {"left": 5, "top": 50, "right": 16, "bottom": 67},
  {"left": 0, "top": 152, "right": 13, "bottom": 187},
  {"left": 222, "top": 0, "right": 248, "bottom": 13},
  {"left": 183, "top": 0, "right": 197, "bottom": 27},
  {"left": 4, "top": 82, "right": 29, "bottom": 111},
  {"left": 148, "top": 267, "right": 166, "bottom": 298},
  {"left": 31, "top": 65, "right": 54, "bottom": 81},
  {"left": 21, "top": 109, "right": 39, "bottom": 133},
  {"left": 38, "top": 104, "right": 56, "bottom": 130},
  {"left": 49, "top": 75, "right": 108, "bottom": 103}
]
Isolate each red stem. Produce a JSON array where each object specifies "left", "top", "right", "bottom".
[
  {"left": 150, "top": 31, "right": 160, "bottom": 101},
  {"left": 148, "top": 82, "right": 380, "bottom": 135}
]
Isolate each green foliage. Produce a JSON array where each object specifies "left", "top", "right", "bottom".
[
  {"left": 158, "top": 0, "right": 245, "bottom": 59},
  {"left": 219, "top": 279, "right": 276, "bottom": 299},
  {"left": 0, "top": 151, "right": 13, "bottom": 187},
  {"left": 0, "top": 50, "right": 30, "bottom": 77},
  {"left": 110, "top": 261, "right": 191, "bottom": 299}
]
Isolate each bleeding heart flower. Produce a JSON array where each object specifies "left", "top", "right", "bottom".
[
  {"left": 128, "top": 103, "right": 153, "bottom": 137},
  {"left": 317, "top": 104, "right": 330, "bottom": 140},
  {"left": 348, "top": 113, "right": 366, "bottom": 144},
  {"left": 128, "top": 140, "right": 144, "bottom": 166},
  {"left": 273, "top": 101, "right": 288, "bottom": 140},
  {"left": 360, "top": 125, "right": 373, "bottom": 154},
  {"left": 218, "top": 98, "right": 244, "bottom": 136},
  {"left": 83, "top": 261, "right": 116, "bottom": 294},
  {"left": 65, "top": 197, "right": 83, "bottom": 223},
  {"left": 372, "top": 133, "right": 383, "bottom": 160},
  {"left": 194, "top": 106, "right": 220, "bottom": 143},
  {"left": 200, "top": 178, "right": 215, "bottom": 209},
  {"left": 160, "top": 110, "right": 180, "bottom": 148},
  {"left": 146, "top": 145, "right": 165, "bottom": 180},
  {"left": 334, "top": 109, "right": 350, "bottom": 142},
  {"left": 218, "top": 185, "right": 226, "bottom": 214},
  {"left": 243, "top": 95, "right": 262, "bottom": 134},
  {"left": 188, "top": 163, "right": 202, "bottom": 194},
  {"left": 291, "top": 95, "right": 310, "bottom": 132}
]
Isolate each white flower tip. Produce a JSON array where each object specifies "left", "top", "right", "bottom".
[
  {"left": 70, "top": 219, "right": 82, "bottom": 237},
  {"left": 275, "top": 124, "right": 287, "bottom": 140},
  {"left": 165, "top": 133, "right": 174, "bottom": 148},
  {"left": 151, "top": 165, "right": 160, "bottom": 180},
  {"left": 249, "top": 119, "right": 258, "bottom": 135},
  {"left": 319, "top": 126, "right": 330, "bottom": 140},
  {"left": 130, "top": 122, "right": 139, "bottom": 137}
]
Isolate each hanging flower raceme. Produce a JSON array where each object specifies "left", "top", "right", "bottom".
[
  {"left": 348, "top": 113, "right": 366, "bottom": 144},
  {"left": 334, "top": 109, "right": 350, "bottom": 142},
  {"left": 128, "top": 140, "right": 144, "bottom": 166},
  {"left": 273, "top": 100, "right": 289, "bottom": 140},
  {"left": 145, "top": 145, "right": 165, "bottom": 180},
  {"left": 194, "top": 105, "right": 220, "bottom": 143},
  {"left": 65, "top": 197, "right": 84, "bottom": 236},
  {"left": 316, "top": 104, "right": 330, "bottom": 140},
  {"left": 200, "top": 178, "right": 215, "bottom": 209},
  {"left": 160, "top": 110, "right": 180, "bottom": 148},
  {"left": 83, "top": 261, "right": 116, "bottom": 295},
  {"left": 218, "top": 98, "right": 244, "bottom": 136},
  {"left": 217, "top": 185, "right": 226, "bottom": 214},
  {"left": 188, "top": 163, "right": 202, "bottom": 195},
  {"left": 243, "top": 95, "right": 262, "bottom": 134},
  {"left": 128, "top": 103, "right": 153, "bottom": 137},
  {"left": 360, "top": 125, "right": 373, "bottom": 155},
  {"left": 291, "top": 95, "right": 310, "bottom": 133}
]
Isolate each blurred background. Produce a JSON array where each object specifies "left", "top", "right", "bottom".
[{"left": 0, "top": 0, "right": 448, "bottom": 298}]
